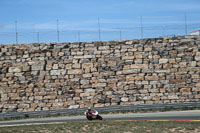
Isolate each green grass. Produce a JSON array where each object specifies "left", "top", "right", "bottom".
[{"left": 0, "top": 121, "right": 200, "bottom": 133}]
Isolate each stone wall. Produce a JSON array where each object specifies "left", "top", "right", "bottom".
[{"left": 0, "top": 36, "right": 200, "bottom": 113}]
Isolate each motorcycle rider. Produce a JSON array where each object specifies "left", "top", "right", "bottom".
[
  {"left": 84, "top": 107, "right": 98, "bottom": 116},
  {"left": 84, "top": 107, "right": 99, "bottom": 120}
]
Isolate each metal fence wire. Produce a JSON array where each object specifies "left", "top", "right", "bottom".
[{"left": 0, "top": 17, "right": 200, "bottom": 44}]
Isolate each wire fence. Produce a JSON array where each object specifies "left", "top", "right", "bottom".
[{"left": 0, "top": 16, "right": 200, "bottom": 44}]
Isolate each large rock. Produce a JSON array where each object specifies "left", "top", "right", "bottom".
[
  {"left": 50, "top": 70, "right": 61, "bottom": 75},
  {"left": 99, "top": 46, "right": 110, "bottom": 50},
  {"left": 68, "top": 69, "right": 83, "bottom": 74},
  {"left": 68, "top": 105, "right": 79, "bottom": 109},
  {"left": 8, "top": 67, "right": 21, "bottom": 73},
  {"left": 159, "top": 59, "right": 168, "bottom": 64},
  {"left": 32, "top": 63, "right": 45, "bottom": 71},
  {"left": 131, "top": 64, "right": 148, "bottom": 69},
  {"left": 121, "top": 97, "right": 129, "bottom": 102},
  {"left": 111, "top": 98, "right": 120, "bottom": 103}
]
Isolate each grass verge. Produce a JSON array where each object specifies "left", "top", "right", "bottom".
[{"left": 0, "top": 120, "right": 200, "bottom": 133}]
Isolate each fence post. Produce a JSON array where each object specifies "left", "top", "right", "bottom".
[
  {"left": 120, "top": 29, "right": 122, "bottom": 40},
  {"left": 98, "top": 18, "right": 101, "bottom": 41},
  {"left": 140, "top": 16, "right": 143, "bottom": 39},
  {"left": 78, "top": 31, "right": 80, "bottom": 42},
  {"left": 162, "top": 26, "right": 166, "bottom": 37},
  {"left": 37, "top": 32, "right": 40, "bottom": 43},
  {"left": 15, "top": 21, "right": 18, "bottom": 44},
  {"left": 184, "top": 13, "right": 188, "bottom": 35},
  {"left": 57, "top": 19, "right": 60, "bottom": 42}
]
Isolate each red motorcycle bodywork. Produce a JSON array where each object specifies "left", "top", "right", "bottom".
[{"left": 86, "top": 110, "right": 96, "bottom": 119}]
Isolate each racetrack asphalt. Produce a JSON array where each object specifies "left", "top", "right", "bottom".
[{"left": 0, "top": 110, "right": 200, "bottom": 127}]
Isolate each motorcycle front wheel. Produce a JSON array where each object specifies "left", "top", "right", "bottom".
[{"left": 97, "top": 115, "right": 103, "bottom": 120}]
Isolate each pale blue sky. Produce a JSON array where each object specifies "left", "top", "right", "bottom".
[{"left": 0, "top": 0, "right": 200, "bottom": 44}]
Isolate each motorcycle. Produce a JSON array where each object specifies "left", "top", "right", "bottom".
[{"left": 84, "top": 109, "right": 103, "bottom": 120}]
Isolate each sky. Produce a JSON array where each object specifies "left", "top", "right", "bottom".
[{"left": 0, "top": 0, "right": 200, "bottom": 44}]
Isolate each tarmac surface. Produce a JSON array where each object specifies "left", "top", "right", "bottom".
[{"left": 0, "top": 110, "right": 200, "bottom": 127}]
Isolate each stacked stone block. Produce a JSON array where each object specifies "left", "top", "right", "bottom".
[{"left": 0, "top": 36, "right": 200, "bottom": 113}]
